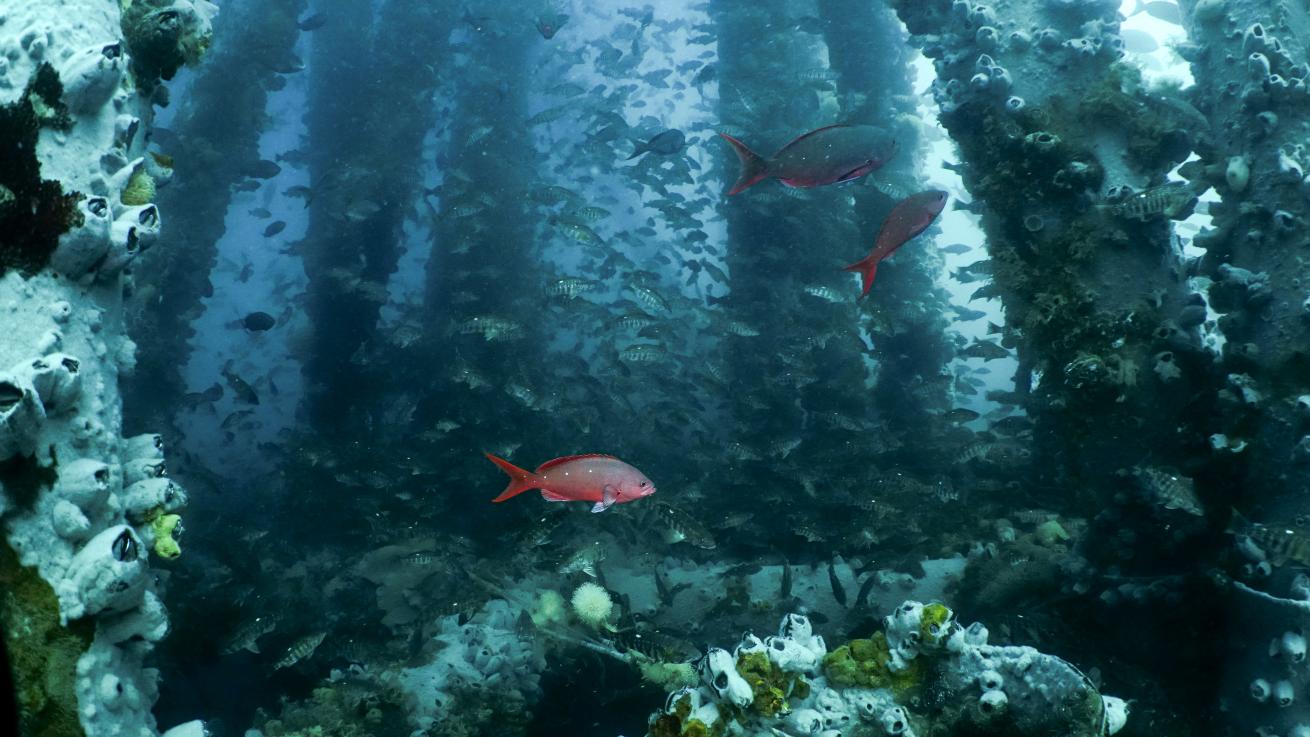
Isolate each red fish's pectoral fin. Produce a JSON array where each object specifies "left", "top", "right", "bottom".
[
  {"left": 842, "top": 255, "right": 880, "bottom": 299},
  {"left": 834, "top": 163, "right": 875, "bottom": 184},
  {"left": 718, "top": 132, "right": 769, "bottom": 196},
  {"left": 484, "top": 452, "right": 539, "bottom": 503},
  {"left": 591, "top": 485, "right": 619, "bottom": 514}
]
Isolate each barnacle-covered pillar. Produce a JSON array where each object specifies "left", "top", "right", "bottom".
[
  {"left": 0, "top": 2, "right": 212, "bottom": 735},
  {"left": 817, "top": 0, "right": 956, "bottom": 461},
  {"left": 299, "top": 0, "right": 447, "bottom": 429},
  {"left": 125, "top": 0, "right": 307, "bottom": 435},
  {"left": 414, "top": 12, "right": 552, "bottom": 477},
  {"left": 888, "top": 0, "right": 1205, "bottom": 503},
  {"left": 887, "top": 1, "right": 1237, "bottom": 729},
  {"left": 710, "top": 0, "right": 888, "bottom": 554},
  {"left": 1174, "top": 1, "right": 1310, "bottom": 732},
  {"left": 1174, "top": 1, "right": 1310, "bottom": 500}
]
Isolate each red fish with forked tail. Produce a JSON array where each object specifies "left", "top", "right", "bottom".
[
  {"left": 484, "top": 452, "right": 656, "bottom": 513},
  {"left": 718, "top": 124, "right": 896, "bottom": 196},
  {"left": 843, "top": 190, "right": 948, "bottom": 297}
]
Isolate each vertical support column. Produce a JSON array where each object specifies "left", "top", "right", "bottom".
[{"left": 0, "top": 2, "right": 214, "bottom": 735}]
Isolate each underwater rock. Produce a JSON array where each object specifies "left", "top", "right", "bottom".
[
  {"left": 390, "top": 599, "right": 546, "bottom": 734},
  {"left": 646, "top": 602, "right": 1124, "bottom": 737}
]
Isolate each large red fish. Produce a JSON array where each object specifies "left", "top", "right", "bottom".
[
  {"left": 484, "top": 452, "right": 656, "bottom": 513},
  {"left": 718, "top": 124, "right": 896, "bottom": 196},
  {"left": 843, "top": 190, "right": 948, "bottom": 297}
]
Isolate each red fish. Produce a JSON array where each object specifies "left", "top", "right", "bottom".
[
  {"left": 484, "top": 452, "right": 656, "bottom": 513},
  {"left": 718, "top": 124, "right": 896, "bottom": 196},
  {"left": 843, "top": 190, "right": 948, "bottom": 297}
]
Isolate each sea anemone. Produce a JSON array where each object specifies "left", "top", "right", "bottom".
[{"left": 570, "top": 582, "right": 613, "bottom": 628}]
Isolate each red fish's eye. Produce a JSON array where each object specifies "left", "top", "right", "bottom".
[{"left": 640, "top": 481, "right": 647, "bottom": 487}]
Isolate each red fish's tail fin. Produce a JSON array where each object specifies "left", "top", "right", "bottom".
[
  {"left": 842, "top": 255, "right": 879, "bottom": 299},
  {"left": 484, "top": 452, "right": 538, "bottom": 502},
  {"left": 718, "top": 133, "right": 768, "bottom": 195}
]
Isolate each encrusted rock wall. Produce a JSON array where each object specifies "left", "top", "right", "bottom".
[
  {"left": 0, "top": 2, "right": 211, "bottom": 735},
  {"left": 1176, "top": 1, "right": 1310, "bottom": 732},
  {"left": 1176, "top": 0, "right": 1310, "bottom": 501},
  {"left": 889, "top": 0, "right": 1207, "bottom": 503}
]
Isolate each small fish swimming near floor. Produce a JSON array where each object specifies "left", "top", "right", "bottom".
[
  {"left": 484, "top": 452, "right": 656, "bottom": 513},
  {"left": 262, "top": 220, "right": 286, "bottom": 238},
  {"left": 628, "top": 129, "right": 686, "bottom": 160},
  {"left": 843, "top": 190, "right": 948, "bottom": 297},
  {"left": 718, "top": 124, "right": 896, "bottom": 195},
  {"left": 273, "top": 632, "right": 327, "bottom": 670}
]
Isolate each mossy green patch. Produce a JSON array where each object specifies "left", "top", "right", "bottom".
[
  {"left": 649, "top": 696, "right": 721, "bottom": 737},
  {"left": 822, "top": 632, "right": 923, "bottom": 698},
  {"left": 0, "top": 540, "right": 92, "bottom": 737},
  {"left": 735, "top": 651, "right": 789, "bottom": 718},
  {"left": 919, "top": 602, "right": 953, "bottom": 646}
]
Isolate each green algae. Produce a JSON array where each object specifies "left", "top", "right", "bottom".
[
  {"left": 735, "top": 651, "right": 789, "bottom": 718},
  {"left": 0, "top": 540, "right": 92, "bottom": 737},
  {"left": 822, "top": 632, "right": 923, "bottom": 697}
]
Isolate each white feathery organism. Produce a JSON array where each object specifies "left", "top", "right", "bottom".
[{"left": 570, "top": 582, "right": 613, "bottom": 627}]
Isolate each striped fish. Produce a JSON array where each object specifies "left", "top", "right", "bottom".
[
  {"left": 1134, "top": 466, "right": 1203, "bottom": 516},
  {"left": 273, "top": 632, "right": 326, "bottom": 670},
  {"left": 1105, "top": 182, "right": 1196, "bottom": 220},
  {"left": 1233, "top": 510, "right": 1310, "bottom": 567}
]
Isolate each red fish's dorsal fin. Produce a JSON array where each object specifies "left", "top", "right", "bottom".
[
  {"left": 536, "top": 453, "right": 618, "bottom": 472},
  {"left": 777, "top": 124, "right": 852, "bottom": 152}
]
